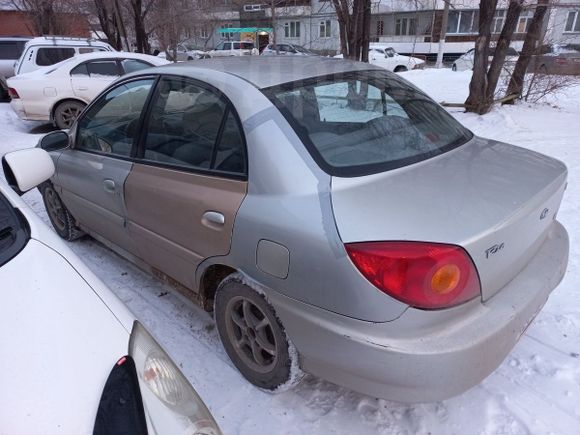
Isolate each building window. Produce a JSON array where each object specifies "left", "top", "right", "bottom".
[
  {"left": 492, "top": 10, "right": 505, "bottom": 33},
  {"left": 376, "top": 20, "right": 384, "bottom": 36},
  {"left": 447, "top": 10, "right": 478, "bottom": 34},
  {"left": 319, "top": 20, "right": 331, "bottom": 37},
  {"left": 244, "top": 4, "right": 263, "bottom": 12},
  {"left": 517, "top": 10, "right": 533, "bottom": 33},
  {"left": 284, "top": 21, "right": 301, "bottom": 38},
  {"left": 200, "top": 27, "right": 209, "bottom": 38},
  {"left": 222, "top": 23, "right": 234, "bottom": 39},
  {"left": 395, "top": 17, "right": 416, "bottom": 36},
  {"left": 565, "top": 11, "right": 580, "bottom": 32}
]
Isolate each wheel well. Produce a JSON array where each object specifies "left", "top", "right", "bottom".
[
  {"left": 199, "top": 264, "right": 237, "bottom": 311},
  {"left": 394, "top": 65, "right": 408, "bottom": 72},
  {"left": 51, "top": 98, "right": 87, "bottom": 122}
]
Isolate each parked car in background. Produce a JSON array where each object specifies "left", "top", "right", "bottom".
[
  {"left": 36, "top": 57, "right": 568, "bottom": 402},
  {"left": 335, "top": 45, "right": 425, "bottom": 72},
  {"left": 0, "top": 147, "right": 221, "bottom": 435},
  {"left": 0, "top": 36, "right": 30, "bottom": 101},
  {"left": 452, "top": 47, "right": 519, "bottom": 71},
  {"left": 14, "top": 36, "right": 114, "bottom": 76},
  {"left": 261, "top": 43, "right": 318, "bottom": 56},
  {"left": 7, "top": 51, "right": 168, "bottom": 129},
  {"left": 532, "top": 44, "right": 580, "bottom": 75},
  {"left": 208, "top": 41, "right": 258, "bottom": 57},
  {"left": 157, "top": 42, "right": 209, "bottom": 61}
]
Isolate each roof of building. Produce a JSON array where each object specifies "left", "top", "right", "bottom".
[{"left": 157, "top": 56, "right": 384, "bottom": 89}]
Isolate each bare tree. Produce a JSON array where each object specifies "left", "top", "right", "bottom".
[
  {"left": 504, "top": 0, "right": 549, "bottom": 103},
  {"left": 332, "top": 0, "right": 371, "bottom": 62},
  {"left": 10, "top": 0, "right": 74, "bottom": 35}
]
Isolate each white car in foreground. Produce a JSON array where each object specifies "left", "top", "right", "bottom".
[
  {"left": 7, "top": 51, "right": 169, "bottom": 129},
  {"left": 0, "top": 147, "right": 221, "bottom": 435}
]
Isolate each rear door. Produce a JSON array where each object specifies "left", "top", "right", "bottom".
[
  {"left": 55, "top": 78, "right": 156, "bottom": 254},
  {"left": 124, "top": 76, "right": 247, "bottom": 290},
  {"left": 71, "top": 59, "right": 122, "bottom": 101}
]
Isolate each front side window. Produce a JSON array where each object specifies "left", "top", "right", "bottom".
[
  {"left": 76, "top": 79, "right": 154, "bottom": 156},
  {"left": 36, "top": 47, "right": 75, "bottom": 66},
  {"left": 122, "top": 59, "right": 152, "bottom": 74},
  {"left": 141, "top": 77, "right": 246, "bottom": 175},
  {"left": 87, "top": 60, "right": 119, "bottom": 77},
  {"left": 264, "top": 71, "right": 473, "bottom": 177}
]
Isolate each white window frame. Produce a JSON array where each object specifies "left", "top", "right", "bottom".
[
  {"left": 244, "top": 4, "right": 263, "bottom": 12},
  {"left": 517, "top": 10, "right": 534, "bottom": 33},
  {"left": 395, "top": 17, "right": 417, "bottom": 36},
  {"left": 284, "top": 21, "right": 301, "bottom": 38},
  {"left": 492, "top": 9, "right": 505, "bottom": 34},
  {"left": 200, "top": 27, "right": 209, "bottom": 39},
  {"left": 564, "top": 11, "right": 580, "bottom": 33},
  {"left": 222, "top": 23, "right": 234, "bottom": 39},
  {"left": 447, "top": 10, "right": 478, "bottom": 35},
  {"left": 319, "top": 20, "right": 331, "bottom": 38}
]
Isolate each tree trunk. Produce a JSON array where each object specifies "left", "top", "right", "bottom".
[
  {"left": 435, "top": 0, "right": 450, "bottom": 69},
  {"left": 504, "top": 0, "right": 549, "bottom": 103},
  {"left": 484, "top": 0, "right": 524, "bottom": 109},
  {"left": 464, "top": 0, "right": 498, "bottom": 114}
]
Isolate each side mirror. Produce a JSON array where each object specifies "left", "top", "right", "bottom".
[
  {"left": 39, "top": 130, "right": 69, "bottom": 152},
  {"left": 2, "top": 148, "right": 55, "bottom": 195}
]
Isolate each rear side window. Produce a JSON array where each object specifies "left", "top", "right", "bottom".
[
  {"left": 141, "top": 77, "right": 246, "bottom": 175},
  {"left": 0, "top": 193, "right": 29, "bottom": 268},
  {"left": 87, "top": 61, "right": 119, "bottom": 77},
  {"left": 36, "top": 47, "right": 75, "bottom": 66},
  {"left": 240, "top": 42, "right": 254, "bottom": 50},
  {"left": 0, "top": 41, "right": 26, "bottom": 60},
  {"left": 264, "top": 70, "right": 473, "bottom": 177}
]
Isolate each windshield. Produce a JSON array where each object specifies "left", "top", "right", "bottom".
[
  {"left": 294, "top": 45, "right": 314, "bottom": 54},
  {"left": 264, "top": 70, "right": 473, "bottom": 177},
  {"left": 0, "top": 192, "right": 29, "bottom": 267},
  {"left": 385, "top": 48, "right": 396, "bottom": 57}
]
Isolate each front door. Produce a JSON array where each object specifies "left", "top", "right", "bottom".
[
  {"left": 124, "top": 76, "right": 247, "bottom": 290},
  {"left": 55, "top": 78, "right": 156, "bottom": 254}
]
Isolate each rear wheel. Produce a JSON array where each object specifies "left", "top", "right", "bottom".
[
  {"left": 215, "top": 277, "right": 292, "bottom": 390},
  {"left": 54, "top": 100, "right": 86, "bottom": 130},
  {"left": 40, "top": 182, "right": 84, "bottom": 241}
]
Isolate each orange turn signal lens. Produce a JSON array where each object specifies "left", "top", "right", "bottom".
[{"left": 431, "top": 264, "right": 461, "bottom": 294}]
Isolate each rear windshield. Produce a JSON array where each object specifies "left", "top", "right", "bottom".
[
  {"left": 264, "top": 70, "right": 473, "bottom": 177},
  {"left": 0, "top": 41, "right": 27, "bottom": 60},
  {"left": 0, "top": 192, "right": 29, "bottom": 267}
]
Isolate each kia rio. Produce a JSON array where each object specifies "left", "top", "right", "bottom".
[{"left": 35, "top": 57, "right": 569, "bottom": 402}]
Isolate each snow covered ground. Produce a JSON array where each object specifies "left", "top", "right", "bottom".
[{"left": 2, "top": 68, "right": 579, "bottom": 434}]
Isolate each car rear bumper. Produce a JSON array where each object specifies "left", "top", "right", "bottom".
[{"left": 269, "top": 220, "right": 568, "bottom": 402}]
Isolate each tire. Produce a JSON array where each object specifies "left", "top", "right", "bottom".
[
  {"left": 215, "top": 277, "right": 292, "bottom": 390},
  {"left": 40, "top": 182, "right": 84, "bottom": 241},
  {"left": 394, "top": 66, "right": 408, "bottom": 73},
  {"left": 539, "top": 64, "right": 549, "bottom": 75},
  {"left": 452, "top": 64, "right": 457, "bottom": 72},
  {"left": 54, "top": 100, "right": 86, "bottom": 130}
]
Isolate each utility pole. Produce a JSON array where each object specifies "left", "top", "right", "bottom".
[{"left": 436, "top": 0, "right": 450, "bottom": 68}]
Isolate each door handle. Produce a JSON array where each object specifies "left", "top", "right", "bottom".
[
  {"left": 103, "top": 179, "right": 116, "bottom": 193},
  {"left": 76, "top": 86, "right": 88, "bottom": 91},
  {"left": 202, "top": 211, "right": 225, "bottom": 228}
]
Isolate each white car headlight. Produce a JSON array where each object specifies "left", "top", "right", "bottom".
[{"left": 130, "top": 321, "right": 221, "bottom": 435}]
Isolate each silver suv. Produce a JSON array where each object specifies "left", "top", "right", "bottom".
[{"left": 0, "top": 37, "right": 30, "bottom": 101}]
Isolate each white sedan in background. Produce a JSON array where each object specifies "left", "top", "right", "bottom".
[
  {"left": 0, "top": 146, "right": 221, "bottom": 435},
  {"left": 7, "top": 51, "right": 169, "bottom": 129},
  {"left": 334, "top": 46, "right": 425, "bottom": 72},
  {"left": 452, "top": 47, "right": 519, "bottom": 71}
]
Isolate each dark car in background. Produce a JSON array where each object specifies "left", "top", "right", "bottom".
[
  {"left": 533, "top": 44, "right": 580, "bottom": 75},
  {"left": 0, "top": 36, "right": 30, "bottom": 101}
]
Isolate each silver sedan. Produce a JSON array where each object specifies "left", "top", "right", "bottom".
[{"left": 35, "top": 57, "right": 569, "bottom": 402}]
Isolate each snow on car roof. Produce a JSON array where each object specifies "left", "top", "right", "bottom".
[{"left": 155, "top": 56, "right": 385, "bottom": 89}]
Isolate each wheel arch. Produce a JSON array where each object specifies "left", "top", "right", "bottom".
[{"left": 198, "top": 263, "right": 237, "bottom": 311}]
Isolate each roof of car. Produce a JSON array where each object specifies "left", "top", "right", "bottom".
[
  {"left": 157, "top": 56, "right": 385, "bottom": 89},
  {"left": 24, "top": 36, "right": 112, "bottom": 47}
]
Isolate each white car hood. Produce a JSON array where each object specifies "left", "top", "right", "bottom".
[{"left": 0, "top": 238, "right": 130, "bottom": 434}]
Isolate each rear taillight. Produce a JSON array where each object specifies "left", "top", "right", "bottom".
[
  {"left": 345, "top": 241, "right": 480, "bottom": 309},
  {"left": 8, "top": 88, "right": 19, "bottom": 99}
]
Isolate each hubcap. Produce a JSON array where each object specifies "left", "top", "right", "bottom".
[
  {"left": 59, "top": 105, "right": 82, "bottom": 128},
  {"left": 224, "top": 296, "right": 278, "bottom": 373},
  {"left": 45, "top": 187, "right": 67, "bottom": 232}
]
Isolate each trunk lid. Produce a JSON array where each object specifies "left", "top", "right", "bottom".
[{"left": 331, "top": 137, "right": 567, "bottom": 302}]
